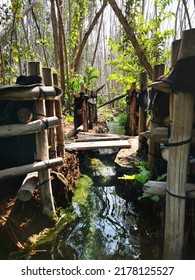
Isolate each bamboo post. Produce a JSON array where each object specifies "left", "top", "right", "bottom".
[
  {"left": 82, "top": 87, "right": 88, "bottom": 132},
  {"left": 148, "top": 64, "right": 165, "bottom": 166},
  {"left": 129, "top": 82, "right": 137, "bottom": 136},
  {"left": 138, "top": 72, "right": 147, "bottom": 150},
  {"left": 28, "top": 61, "right": 56, "bottom": 218},
  {"left": 163, "top": 29, "right": 195, "bottom": 259},
  {"left": 53, "top": 72, "right": 65, "bottom": 157},
  {"left": 170, "top": 40, "right": 181, "bottom": 123},
  {"left": 42, "top": 67, "right": 57, "bottom": 158}
]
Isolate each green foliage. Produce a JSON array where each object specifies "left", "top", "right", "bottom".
[
  {"left": 118, "top": 161, "right": 151, "bottom": 184},
  {"left": 117, "top": 112, "right": 127, "bottom": 126},
  {"left": 118, "top": 161, "right": 160, "bottom": 202},
  {"left": 70, "top": 66, "right": 99, "bottom": 93},
  {"left": 64, "top": 114, "right": 74, "bottom": 123},
  {"left": 107, "top": 0, "right": 175, "bottom": 92}
]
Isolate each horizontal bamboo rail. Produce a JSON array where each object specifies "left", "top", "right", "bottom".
[
  {"left": 0, "top": 85, "right": 61, "bottom": 101},
  {"left": 0, "top": 116, "right": 59, "bottom": 138},
  {"left": 143, "top": 180, "right": 195, "bottom": 198},
  {"left": 0, "top": 158, "right": 63, "bottom": 181}
]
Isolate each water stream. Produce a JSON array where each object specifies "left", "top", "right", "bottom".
[
  {"left": 6, "top": 120, "right": 163, "bottom": 260},
  {"left": 48, "top": 120, "right": 163, "bottom": 260}
]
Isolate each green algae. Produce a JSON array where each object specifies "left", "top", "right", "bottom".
[{"left": 10, "top": 174, "right": 93, "bottom": 259}]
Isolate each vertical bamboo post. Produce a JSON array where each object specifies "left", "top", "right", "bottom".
[
  {"left": 129, "top": 82, "right": 137, "bottom": 135},
  {"left": 138, "top": 72, "right": 147, "bottom": 150},
  {"left": 28, "top": 61, "right": 56, "bottom": 218},
  {"left": 163, "top": 29, "right": 195, "bottom": 259},
  {"left": 82, "top": 87, "right": 88, "bottom": 132},
  {"left": 42, "top": 67, "right": 57, "bottom": 159},
  {"left": 148, "top": 64, "right": 165, "bottom": 166},
  {"left": 169, "top": 40, "right": 181, "bottom": 123},
  {"left": 53, "top": 72, "right": 65, "bottom": 157}
]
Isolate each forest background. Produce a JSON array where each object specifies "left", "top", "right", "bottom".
[{"left": 0, "top": 0, "right": 195, "bottom": 114}]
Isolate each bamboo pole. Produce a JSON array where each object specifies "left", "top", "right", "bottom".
[
  {"left": 28, "top": 61, "right": 56, "bottom": 218},
  {"left": 43, "top": 67, "right": 57, "bottom": 158},
  {"left": 129, "top": 82, "right": 137, "bottom": 136},
  {"left": 0, "top": 85, "right": 57, "bottom": 100},
  {"left": 82, "top": 88, "right": 88, "bottom": 132},
  {"left": 148, "top": 64, "right": 165, "bottom": 166},
  {"left": 53, "top": 72, "right": 65, "bottom": 156},
  {"left": 138, "top": 72, "right": 147, "bottom": 149},
  {"left": 17, "top": 172, "right": 38, "bottom": 202},
  {"left": 170, "top": 40, "right": 181, "bottom": 123},
  {"left": 163, "top": 29, "right": 195, "bottom": 259},
  {"left": 0, "top": 117, "right": 59, "bottom": 138},
  {"left": 143, "top": 181, "right": 195, "bottom": 198},
  {"left": 0, "top": 158, "right": 63, "bottom": 181}
]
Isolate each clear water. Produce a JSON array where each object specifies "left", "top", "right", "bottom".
[{"left": 6, "top": 121, "right": 163, "bottom": 260}]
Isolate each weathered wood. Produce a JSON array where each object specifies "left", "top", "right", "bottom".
[
  {"left": 138, "top": 72, "right": 147, "bottom": 149},
  {"left": 75, "top": 136, "right": 128, "bottom": 142},
  {"left": 43, "top": 67, "right": 57, "bottom": 158},
  {"left": 28, "top": 61, "right": 56, "bottom": 218},
  {"left": 53, "top": 72, "right": 65, "bottom": 157},
  {"left": 129, "top": 82, "right": 137, "bottom": 136},
  {"left": 0, "top": 117, "right": 59, "bottom": 138},
  {"left": 82, "top": 88, "right": 88, "bottom": 132},
  {"left": 17, "top": 172, "right": 38, "bottom": 201},
  {"left": 65, "top": 139, "right": 131, "bottom": 151},
  {"left": 0, "top": 85, "right": 57, "bottom": 100},
  {"left": 17, "top": 107, "right": 33, "bottom": 123},
  {"left": 0, "top": 158, "right": 63, "bottom": 181},
  {"left": 98, "top": 92, "right": 128, "bottom": 108},
  {"left": 170, "top": 40, "right": 181, "bottom": 123},
  {"left": 78, "top": 131, "right": 129, "bottom": 138},
  {"left": 142, "top": 127, "right": 195, "bottom": 144},
  {"left": 148, "top": 64, "right": 165, "bottom": 166},
  {"left": 164, "top": 29, "right": 195, "bottom": 260},
  {"left": 143, "top": 181, "right": 195, "bottom": 198}
]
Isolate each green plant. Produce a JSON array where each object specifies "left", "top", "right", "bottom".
[
  {"left": 118, "top": 161, "right": 161, "bottom": 202},
  {"left": 117, "top": 112, "right": 127, "bottom": 126},
  {"left": 70, "top": 67, "right": 99, "bottom": 93}
]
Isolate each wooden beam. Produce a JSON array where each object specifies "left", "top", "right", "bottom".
[
  {"left": 0, "top": 85, "right": 57, "bottom": 101},
  {"left": 143, "top": 180, "right": 195, "bottom": 198},
  {"left": 0, "top": 117, "right": 59, "bottom": 138},
  {"left": 65, "top": 139, "right": 131, "bottom": 151},
  {"left": 0, "top": 158, "right": 63, "bottom": 181},
  {"left": 98, "top": 92, "right": 128, "bottom": 108},
  {"left": 141, "top": 127, "right": 195, "bottom": 144},
  {"left": 28, "top": 61, "right": 56, "bottom": 218},
  {"left": 163, "top": 29, "right": 195, "bottom": 260},
  {"left": 17, "top": 172, "right": 38, "bottom": 202}
]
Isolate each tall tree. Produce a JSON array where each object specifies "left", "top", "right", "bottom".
[
  {"left": 73, "top": 0, "right": 108, "bottom": 72},
  {"left": 108, "top": 0, "right": 153, "bottom": 79}
]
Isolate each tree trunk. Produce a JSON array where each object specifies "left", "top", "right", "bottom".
[
  {"left": 74, "top": 0, "right": 108, "bottom": 72},
  {"left": 108, "top": 0, "right": 153, "bottom": 79},
  {"left": 50, "top": 0, "right": 59, "bottom": 70}
]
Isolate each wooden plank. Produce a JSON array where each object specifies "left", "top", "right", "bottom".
[
  {"left": 75, "top": 136, "right": 126, "bottom": 142},
  {"left": 65, "top": 139, "right": 131, "bottom": 150}
]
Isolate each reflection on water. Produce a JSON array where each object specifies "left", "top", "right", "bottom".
[{"left": 50, "top": 148, "right": 163, "bottom": 260}]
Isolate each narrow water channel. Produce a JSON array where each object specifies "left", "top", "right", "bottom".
[
  {"left": 49, "top": 120, "right": 163, "bottom": 260},
  {"left": 7, "top": 120, "right": 163, "bottom": 260}
]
